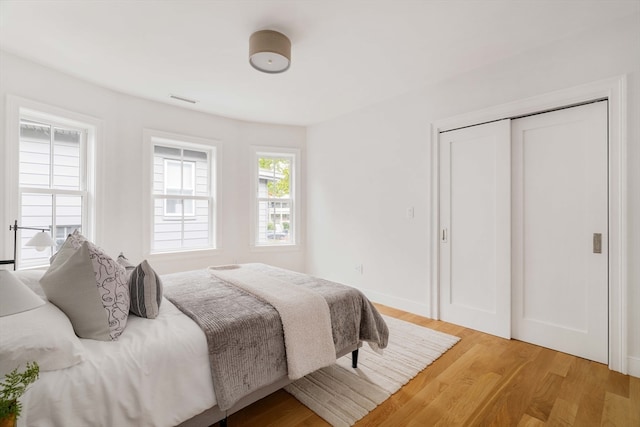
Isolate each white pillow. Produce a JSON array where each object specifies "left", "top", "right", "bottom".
[
  {"left": 0, "top": 302, "right": 85, "bottom": 376},
  {"left": 14, "top": 269, "right": 48, "bottom": 300},
  {"left": 40, "top": 236, "right": 130, "bottom": 341}
]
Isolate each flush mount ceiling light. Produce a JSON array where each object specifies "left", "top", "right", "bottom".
[{"left": 249, "top": 30, "right": 291, "bottom": 74}]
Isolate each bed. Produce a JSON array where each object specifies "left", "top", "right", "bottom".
[{"left": 3, "top": 262, "right": 388, "bottom": 427}]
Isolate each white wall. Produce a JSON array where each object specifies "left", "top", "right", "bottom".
[
  {"left": 306, "top": 14, "right": 640, "bottom": 372},
  {"left": 0, "top": 51, "right": 306, "bottom": 274}
]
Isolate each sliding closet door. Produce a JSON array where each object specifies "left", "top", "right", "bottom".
[
  {"left": 511, "top": 101, "right": 608, "bottom": 363},
  {"left": 439, "top": 120, "right": 511, "bottom": 339}
]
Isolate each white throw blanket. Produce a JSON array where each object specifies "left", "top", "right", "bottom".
[{"left": 210, "top": 265, "right": 336, "bottom": 379}]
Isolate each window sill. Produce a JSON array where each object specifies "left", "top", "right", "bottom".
[
  {"left": 16, "top": 265, "right": 49, "bottom": 271},
  {"left": 250, "top": 244, "right": 302, "bottom": 253},
  {"left": 147, "top": 247, "right": 221, "bottom": 260}
]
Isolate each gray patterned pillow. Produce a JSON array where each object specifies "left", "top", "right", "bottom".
[
  {"left": 129, "top": 260, "right": 163, "bottom": 319},
  {"left": 40, "top": 237, "right": 130, "bottom": 341}
]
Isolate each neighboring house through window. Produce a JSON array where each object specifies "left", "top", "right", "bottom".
[
  {"left": 145, "top": 130, "right": 217, "bottom": 253},
  {"left": 163, "top": 158, "right": 195, "bottom": 217},
  {"left": 252, "top": 148, "right": 299, "bottom": 246},
  {"left": 7, "top": 96, "right": 97, "bottom": 269}
]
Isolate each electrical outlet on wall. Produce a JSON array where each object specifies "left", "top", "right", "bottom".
[
  {"left": 355, "top": 264, "right": 363, "bottom": 274},
  {"left": 406, "top": 207, "right": 415, "bottom": 219}
]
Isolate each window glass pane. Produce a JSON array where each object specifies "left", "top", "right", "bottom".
[
  {"left": 182, "top": 162, "right": 195, "bottom": 191},
  {"left": 164, "top": 159, "right": 182, "bottom": 194},
  {"left": 258, "top": 157, "right": 291, "bottom": 198},
  {"left": 183, "top": 199, "right": 195, "bottom": 216},
  {"left": 53, "top": 128, "right": 81, "bottom": 190},
  {"left": 19, "top": 121, "right": 51, "bottom": 188},
  {"left": 164, "top": 198, "right": 182, "bottom": 216},
  {"left": 183, "top": 200, "right": 209, "bottom": 248},
  {"left": 20, "top": 193, "right": 53, "bottom": 264},
  {"left": 194, "top": 157, "right": 209, "bottom": 197},
  {"left": 154, "top": 145, "right": 180, "bottom": 157},
  {"left": 55, "top": 195, "right": 83, "bottom": 249},
  {"left": 155, "top": 147, "right": 208, "bottom": 197},
  {"left": 257, "top": 199, "right": 291, "bottom": 245},
  {"left": 153, "top": 152, "right": 165, "bottom": 194},
  {"left": 153, "top": 198, "right": 182, "bottom": 251},
  {"left": 165, "top": 160, "right": 182, "bottom": 190},
  {"left": 163, "top": 196, "right": 195, "bottom": 217},
  {"left": 21, "top": 193, "right": 52, "bottom": 228},
  {"left": 54, "top": 225, "right": 81, "bottom": 251},
  {"left": 153, "top": 198, "right": 209, "bottom": 250},
  {"left": 184, "top": 149, "right": 207, "bottom": 161},
  {"left": 20, "top": 120, "right": 50, "bottom": 141}
]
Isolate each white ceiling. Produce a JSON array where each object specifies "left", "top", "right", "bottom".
[{"left": 1, "top": 1, "right": 638, "bottom": 126}]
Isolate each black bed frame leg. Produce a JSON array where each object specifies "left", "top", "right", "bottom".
[
  {"left": 352, "top": 349, "right": 359, "bottom": 369},
  {"left": 219, "top": 417, "right": 227, "bottom": 427}
]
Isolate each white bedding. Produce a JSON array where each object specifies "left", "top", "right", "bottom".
[{"left": 18, "top": 278, "right": 216, "bottom": 427}]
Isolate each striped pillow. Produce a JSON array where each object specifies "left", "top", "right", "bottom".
[{"left": 128, "top": 260, "right": 163, "bottom": 319}]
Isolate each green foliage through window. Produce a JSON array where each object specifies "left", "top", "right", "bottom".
[{"left": 259, "top": 157, "right": 290, "bottom": 197}]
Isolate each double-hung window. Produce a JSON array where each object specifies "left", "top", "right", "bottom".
[
  {"left": 252, "top": 148, "right": 298, "bottom": 246},
  {"left": 147, "top": 131, "right": 217, "bottom": 253},
  {"left": 15, "top": 107, "right": 94, "bottom": 268}
]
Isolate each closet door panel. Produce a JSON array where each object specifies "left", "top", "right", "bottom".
[
  {"left": 439, "top": 119, "right": 511, "bottom": 339},
  {"left": 511, "top": 101, "right": 608, "bottom": 363}
]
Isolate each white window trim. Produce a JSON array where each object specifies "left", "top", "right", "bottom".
[
  {"left": 4, "top": 95, "right": 101, "bottom": 268},
  {"left": 250, "top": 146, "right": 300, "bottom": 250},
  {"left": 142, "top": 129, "right": 220, "bottom": 258}
]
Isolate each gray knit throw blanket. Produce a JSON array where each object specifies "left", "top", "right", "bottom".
[{"left": 163, "top": 264, "right": 389, "bottom": 411}]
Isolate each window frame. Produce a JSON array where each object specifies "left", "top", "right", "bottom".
[
  {"left": 5, "top": 95, "right": 99, "bottom": 269},
  {"left": 250, "top": 146, "right": 300, "bottom": 249},
  {"left": 143, "top": 129, "right": 219, "bottom": 257}
]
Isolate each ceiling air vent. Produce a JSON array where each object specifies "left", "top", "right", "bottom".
[{"left": 169, "top": 94, "right": 197, "bottom": 104}]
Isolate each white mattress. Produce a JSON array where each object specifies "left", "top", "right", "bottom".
[{"left": 19, "top": 289, "right": 216, "bottom": 427}]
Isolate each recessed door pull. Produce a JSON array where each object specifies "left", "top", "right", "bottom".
[{"left": 593, "top": 233, "right": 602, "bottom": 254}]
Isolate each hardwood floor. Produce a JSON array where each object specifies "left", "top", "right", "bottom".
[{"left": 221, "top": 304, "right": 639, "bottom": 426}]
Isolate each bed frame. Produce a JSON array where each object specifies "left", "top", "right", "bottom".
[{"left": 179, "top": 347, "right": 360, "bottom": 427}]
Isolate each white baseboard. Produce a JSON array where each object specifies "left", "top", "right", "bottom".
[
  {"left": 628, "top": 356, "right": 640, "bottom": 378},
  {"left": 354, "top": 287, "right": 431, "bottom": 318}
]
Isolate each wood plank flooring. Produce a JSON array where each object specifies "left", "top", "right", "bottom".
[{"left": 220, "top": 304, "right": 639, "bottom": 426}]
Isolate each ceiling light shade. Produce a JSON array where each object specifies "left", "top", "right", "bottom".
[{"left": 249, "top": 30, "right": 291, "bottom": 74}]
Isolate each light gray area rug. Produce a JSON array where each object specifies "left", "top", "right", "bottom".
[{"left": 284, "top": 315, "right": 460, "bottom": 427}]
